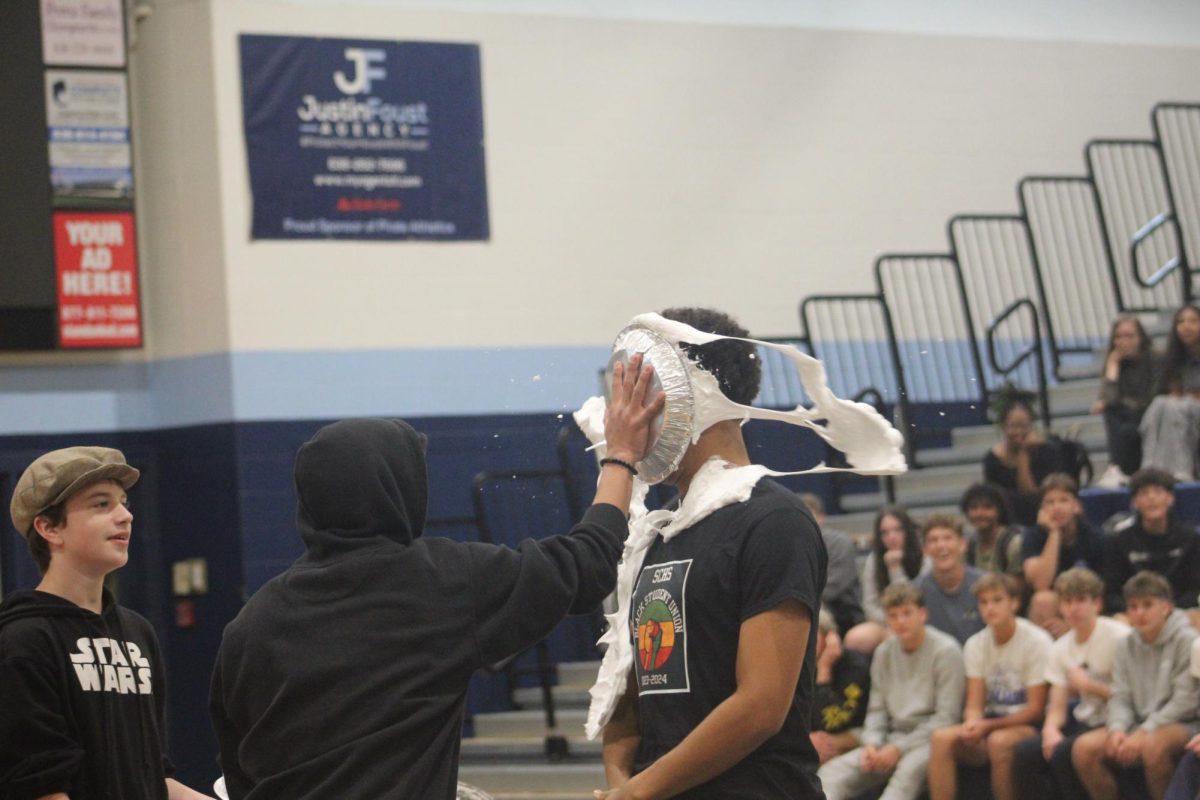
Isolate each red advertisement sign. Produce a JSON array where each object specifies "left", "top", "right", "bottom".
[{"left": 54, "top": 211, "right": 141, "bottom": 348}]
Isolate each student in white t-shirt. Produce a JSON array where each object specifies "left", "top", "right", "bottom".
[
  {"left": 927, "top": 573, "right": 1052, "bottom": 800},
  {"left": 1163, "top": 638, "right": 1200, "bottom": 800},
  {"left": 1011, "top": 567, "right": 1129, "bottom": 800}
]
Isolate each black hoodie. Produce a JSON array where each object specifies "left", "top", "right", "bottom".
[
  {"left": 0, "top": 589, "right": 173, "bottom": 800},
  {"left": 210, "top": 419, "right": 628, "bottom": 800},
  {"left": 1103, "top": 513, "right": 1200, "bottom": 613}
]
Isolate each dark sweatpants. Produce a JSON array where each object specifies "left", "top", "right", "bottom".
[
  {"left": 1011, "top": 728, "right": 1090, "bottom": 800},
  {"left": 1104, "top": 404, "right": 1143, "bottom": 475},
  {"left": 1165, "top": 751, "right": 1200, "bottom": 800}
]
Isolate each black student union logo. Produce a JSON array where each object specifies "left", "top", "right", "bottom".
[{"left": 632, "top": 559, "right": 692, "bottom": 694}]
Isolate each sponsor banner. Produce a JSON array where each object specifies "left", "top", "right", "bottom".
[
  {"left": 239, "top": 34, "right": 489, "bottom": 241},
  {"left": 41, "top": 0, "right": 126, "bottom": 68},
  {"left": 45, "top": 69, "right": 132, "bottom": 200},
  {"left": 54, "top": 211, "right": 142, "bottom": 348}
]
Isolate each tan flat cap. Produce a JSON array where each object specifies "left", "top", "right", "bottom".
[{"left": 10, "top": 447, "right": 139, "bottom": 537}]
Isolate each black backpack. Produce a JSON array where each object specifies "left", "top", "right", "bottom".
[{"left": 1045, "top": 433, "right": 1093, "bottom": 487}]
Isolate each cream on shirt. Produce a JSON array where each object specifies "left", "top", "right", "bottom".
[
  {"left": 965, "top": 617, "right": 1053, "bottom": 717},
  {"left": 1046, "top": 615, "right": 1130, "bottom": 727}
]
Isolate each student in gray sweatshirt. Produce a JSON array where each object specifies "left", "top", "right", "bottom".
[
  {"left": 1071, "top": 571, "right": 1199, "bottom": 800},
  {"left": 818, "top": 583, "right": 965, "bottom": 800}
]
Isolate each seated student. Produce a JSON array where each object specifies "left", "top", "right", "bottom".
[
  {"left": 1091, "top": 314, "right": 1159, "bottom": 487},
  {"left": 984, "top": 400, "right": 1064, "bottom": 526},
  {"left": 927, "top": 573, "right": 1052, "bottom": 800},
  {"left": 810, "top": 607, "right": 871, "bottom": 764},
  {"left": 1103, "top": 468, "right": 1200, "bottom": 626},
  {"left": 818, "top": 584, "right": 965, "bottom": 800},
  {"left": 800, "top": 493, "right": 866, "bottom": 637},
  {"left": 1139, "top": 303, "right": 1200, "bottom": 481},
  {"left": 1023, "top": 473, "right": 1105, "bottom": 637},
  {"left": 915, "top": 513, "right": 986, "bottom": 646},
  {"left": 846, "top": 505, "right": 928, "bottom": 654},
  {"left": 1072, "top": 571, "right": 1199, "bottom": 800},
  {"left": 961, "top": 482, "right": 1026, "bottom": 589},
  {"left": 1164, "top": 638, "right": 1200, "bottom": 800},
  {"left": 1011, "top": 568, "right": 1130, "bottom": 800}
]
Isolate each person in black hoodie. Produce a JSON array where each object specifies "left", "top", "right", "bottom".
[
  {"left": 1103, "top": 468, "right": 1200, "bottom": 622},
  {"left": 0, "top": 446, "right": 213, "bottom": 800},
  {"left": 209, "top": 354, "right": 665, "bottom": 800}
]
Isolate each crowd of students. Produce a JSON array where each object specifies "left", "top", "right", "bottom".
[
  {"left": 6, "top": 304, "right": 1200, "bottom": 800},
  {"left": 806, "top": 470, "right": 1200, "bottom": 800}
]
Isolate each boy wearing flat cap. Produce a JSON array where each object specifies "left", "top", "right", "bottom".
[{"left": 0, "top": 447, "right": 212, "bottom": 800}]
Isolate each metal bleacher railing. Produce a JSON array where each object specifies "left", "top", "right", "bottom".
[
  {"left": 468, "top": 467, "right": 579, "bottom": 758},
  {"left": 1155, "top": 104, "right": 1200, "bottom": 274},
  {"left": 1019, "top": 175, "right": 1120, "bottom": 376},
  {"left": 948, "top": 214, "right": 1048, "bottom": 395},
  {"left": 789, "top": 102, "right": 1200, "bottom": 470},
  {"left": 876, "top": 253, "right": 989, "bottom": 437},
  {"left": 1087, "top": 138, "right": 1188, "bottom": 311}
]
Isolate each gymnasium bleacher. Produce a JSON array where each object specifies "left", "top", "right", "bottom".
[{"left": 456, "top": 101, "right": 1200, "bottom": 799}]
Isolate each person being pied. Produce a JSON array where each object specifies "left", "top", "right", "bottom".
[{"left": 577, "top": 307, "right": 906, "bottom": 800}]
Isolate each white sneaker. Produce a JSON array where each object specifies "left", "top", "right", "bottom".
[{"left": 1096, "top": 464, "right": 1128, "bottom": 489}]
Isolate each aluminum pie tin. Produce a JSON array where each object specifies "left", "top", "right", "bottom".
[{"left": 604, "top": 325, "right": 695, "bottom": 484}]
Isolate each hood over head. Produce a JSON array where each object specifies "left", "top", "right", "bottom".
[{"left": 294, "top": 419, "right": 428, "bottom": 557}]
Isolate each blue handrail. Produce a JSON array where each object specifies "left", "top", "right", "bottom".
[{"left": 1130, "top": 211, "right": 1187, "bottom": 294}]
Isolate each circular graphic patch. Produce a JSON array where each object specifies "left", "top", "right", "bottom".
[{"left": 637, "top": 599, "right": 676, "bottom": 671}]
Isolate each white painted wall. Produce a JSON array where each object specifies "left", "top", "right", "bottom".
[
  {"left": 3, "top": 0, "right": 1199, "bottom": 431},
  {"left": 130, "top": 0, "right": 233, "bottom": 361},
  {"left": 154, "top": 0, "right": 1200, "bottom": 48},
  {"left": 206, "top": 1, "right": 1200, "bottom": 348}
]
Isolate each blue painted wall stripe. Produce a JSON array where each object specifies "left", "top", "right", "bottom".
[
  {"left": 1, "top": 337, "right": 1089, "bottom": 436},
  {"left": 1, "top": 346, "right": 610, "bottom": 435}
]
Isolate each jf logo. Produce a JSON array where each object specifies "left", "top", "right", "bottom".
[{"left": 334, "top": 47, "right": 387, "bottom": 95}]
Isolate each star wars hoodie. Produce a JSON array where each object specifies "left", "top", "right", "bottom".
[
  {"left": 0, "top": 589, "right": 173, "bottom": 800},
  {"left": 1107, "top": 608, "right": 1199, "bottom": 733},
  {"left": 210, "top": 418, "right": 629, "bottom": 800}
]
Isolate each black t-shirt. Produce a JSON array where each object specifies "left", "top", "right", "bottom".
[
  {"left": 630, "top": 479, "right": 827, "bottom": 799},
  {"left": 982, "top": 445, "right": 1062, "bottom": 490},
  {"left": 812, "top": 649, "right": 871, "bottom": 734},
  {"left": 1020, "top": 518, "right": 1104, "bottom": 577},
  {"left": 983, "top": 446, "right": 1064, "bottom": 526}
]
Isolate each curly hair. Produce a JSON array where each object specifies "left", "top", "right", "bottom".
[
  {"left": 959, "top": 482, "right": 1011, "bottom": 527},
  {"left": 660, "top": 307, "right": 762, "bottom": 406},
  {"left": 1129, "top": 467, "right": 1175, "bottom": 497}
]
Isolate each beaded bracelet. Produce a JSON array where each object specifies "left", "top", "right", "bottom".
[{"left": 599, "top": 457, "right": 638, "bottom": 476}]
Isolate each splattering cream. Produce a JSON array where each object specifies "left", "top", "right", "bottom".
[{"left": 576, "top": 312, "right": 907, "bottom": 740}]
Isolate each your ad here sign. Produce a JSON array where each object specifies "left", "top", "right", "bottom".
[{"left": 54, "top": 211, "right": 141, "bottom": 348}]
